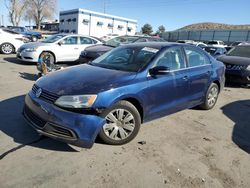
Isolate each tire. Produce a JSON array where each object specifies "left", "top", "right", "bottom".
[
  {"left": 32, "top": 36, "right": 38, "bottom": 42},
  {"left": 39, "top": 51, "right": 56, "bottom": 67},
  {"left": 0, "top": 43, "right": 14, "bottom": 54},
  {"left": 99, "top": 100, "right": 141, "bottom": 145},
  {"left": 199, "top": 83, "right": 219, "bottom": 110}
]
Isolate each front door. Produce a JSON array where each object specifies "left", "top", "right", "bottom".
[{"left": 144, "top": 46, "right": 189, "bottom": 121}]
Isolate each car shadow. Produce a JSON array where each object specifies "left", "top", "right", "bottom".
[
  {"left": 221, "top": 100, "right": 250, "bottom": 154},
  {"left": 19, "top": 72, "right": 38, "bottom": 81},
  {"left": 0, "top": 95, "right": 79, "bottom": 157},
  {"left": 3, "top": 57, "right": 36, "bottom": 65}
]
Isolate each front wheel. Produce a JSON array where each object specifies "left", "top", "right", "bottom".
[
  {"left": 200, "top": 83, "right": 219, "bottom": 110},
  {"left": 0, "top": 43, "right": 14, "bottom": 54},
  {"left": 99, "top": 100, "right": 141, "bottom": 145}
]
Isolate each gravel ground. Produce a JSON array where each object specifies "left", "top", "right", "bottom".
[{"left": 0, "top": 54, "right": 249, "bottom": 188}]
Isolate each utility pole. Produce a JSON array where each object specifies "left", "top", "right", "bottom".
[
  {"left": 103, "top": 0, "right": 106, "bottom": 14},
  {"left": 1, "top": 15, "right": 4, "bottom": 26}
]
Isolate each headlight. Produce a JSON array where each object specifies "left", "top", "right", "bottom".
[
  {"left": 24, "top": 47, "right": 37, "bottom": 52},
  {"left": 247, "top": 65, "right": 250, "bottom": 70},
  {"left": 55, "top": 95, "right": 97, "bottom": 108}
]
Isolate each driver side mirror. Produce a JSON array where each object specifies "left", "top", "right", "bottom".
[
  {"left": 58, "top": 41, "right": 63, "bottom": 46},
  {"left": 149, "top": 66, "right": 170, "bottom": 76}
]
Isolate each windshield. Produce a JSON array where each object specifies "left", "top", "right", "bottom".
[
  {"left": 227, "top": 46, "right": 250, "bottom": 58},
  {"left": 2, "top": 28, "right": 19, "bottom": 35},
  {"left": 90, "top": 46, "right": 159, "bottom": 72},
  {"left": 42, "top": 34, "right": 66, "bottom": 43},
  {"left": 105, "top": 36, "right": 139, "bottom": 47}
]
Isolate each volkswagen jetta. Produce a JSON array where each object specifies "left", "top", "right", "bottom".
[{"left": 23, "top": 42, "right": 225, "bottom": 148}]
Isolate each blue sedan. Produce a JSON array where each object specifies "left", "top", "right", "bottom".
[{"left": 23, "top": 42, "right": 225, "bottom": 148}]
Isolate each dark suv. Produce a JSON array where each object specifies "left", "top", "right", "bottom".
[{"left": 79, "top": 35, "right": 165, "bottom": 64}]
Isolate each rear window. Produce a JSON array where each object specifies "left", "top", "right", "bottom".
[
  {"left": 227, "top": 46, "right": 250, "bottom": 58},
  {"left": 207, "top": 41, "right": 218, "bottom": 45}
]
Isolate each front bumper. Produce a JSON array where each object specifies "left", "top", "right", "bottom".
[
  {"left": 16, "top": 51, "right": 39, "bottom": 62},
  {"left": 78, "top": 55, "right": 94, "bottom": 64},
  {"left": 23, "top": 92, "right": 105, "bottom": 148},
  {"left": 225, "top": 69, "right": 250, "bottom": 84}
]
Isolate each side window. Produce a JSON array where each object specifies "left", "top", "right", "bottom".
[
  {"left": 184, "top": 47, "right": 210, "bottom": 67},
  {"left": 80, "top": 37, "right": 93, "bottom": 44},
  {"left": 155, "top": 47, "right": 185, "bottom": 71},
  {"left": 62, "top": 36, "right": 78, "bottom": 45},
  {"left": 92, "top": 39, "right": 98, "bottom": 44},
  {"left": 136, "top": 38, "right": 147, "bottom": 43}
]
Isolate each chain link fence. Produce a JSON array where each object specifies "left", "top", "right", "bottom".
[{"left": 162, "top": 29, "right": 250, "bottom": 44}]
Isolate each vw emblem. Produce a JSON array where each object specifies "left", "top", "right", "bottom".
[{"left": 36, "top": 88, "right": 42, "bottom": 98}]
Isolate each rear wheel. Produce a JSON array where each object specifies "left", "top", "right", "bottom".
[
  {"left": 200, "top": 83, "right": 219, "bottom": 110},
  {"left": 99, "top": 100, "right": 141, "bottom": 145},
  {"left": 0, "top": 43, "right": 14, "bottom": 54}
]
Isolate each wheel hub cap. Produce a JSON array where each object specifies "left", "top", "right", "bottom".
[{"left": 103, "top": 109, "right": 135, "bottom": 140}]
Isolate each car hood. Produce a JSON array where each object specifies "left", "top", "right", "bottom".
[
  {"left": 85, "top": 44, "right": 114, "bottom": 53},
  {"left": 36, "top": 64, "right": 137, "bottom": 95},
  {"left": 20, "top": 42, "right": 52, "bottom": 48},
  {"left": 217, "top": 55, "right": 250, "bottom": 66}
]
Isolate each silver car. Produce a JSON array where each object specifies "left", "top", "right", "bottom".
[{"left": 17, "top": 34, "right": 103, "bottom": 64}]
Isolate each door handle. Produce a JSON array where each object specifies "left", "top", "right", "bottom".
[
  {"left": 74, "top": 48, "right": 78, "bottom": 50},
  {"left": 182, "top": 75, "right": 189, "bottom": 81}
]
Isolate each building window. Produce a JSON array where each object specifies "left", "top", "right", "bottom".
[
  {"left": 60, "top": 19, "right": 64, "bottom": 23},
  {"left": 83, "top": 19, "right": 89, "bottom": 24},
  {"left": 65, "top": 29, "right": 69, "bottom": 33},
  {"left": 71, "top": 30, "right": 76, "bottom": 33},
  {"left": 127, "top": 27, "right": 132, "bottom": 32},
  {"left": 60, "top": 30, "right": 64, "bottom": 33},
  {"left": 97, "top": 21, "right": 104, "bottom": 26},
  {"left": 108, "top": 23, "right": 113, "bottom": 28},
  {"left": 118, "top": 25, "right": 124, "bottom": 30},
  {"left": 67, "top": 19, "right": 72, "bottom": 23},
  {"left": 72, "top": 18, "right": 77, "bottom": 22}
]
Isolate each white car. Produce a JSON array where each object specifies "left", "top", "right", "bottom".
[
  {"left": 101, "top": 34, "right": 119, "bottom": 41},
  {"left": 17, "top": 34, "right": 103, "bottom": 64},
  {"left": 207, "top": 40, "right": 227, "bottom": 48},
  {"left": 0, "top": 28, "right": 27, "bottom": 54}
]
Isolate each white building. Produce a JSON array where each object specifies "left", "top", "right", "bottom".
[{"left": 59, "top": 9, "right": 137, "bottom": 37}]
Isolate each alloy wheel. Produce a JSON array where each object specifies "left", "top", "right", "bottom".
[
  {"left": 1, "top": 44, "right": 13, "bottom": 54},
  {"left": 207, "top": 86, "right": 218, "bottom": 107},
  {"left": 103, "top": 109, "right": 135, "bottom": 140}
]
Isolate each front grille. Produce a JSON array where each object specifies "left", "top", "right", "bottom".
[
  {"left": 225, "top": 63, "right": 247, "bottom": 70},
  {"left": 32, "top": 84, "right": 59, "bottom": 103},
  {"left": 24, "top": 105, "right": 46, "bottom": 128}
]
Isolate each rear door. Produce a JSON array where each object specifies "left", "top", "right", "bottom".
[
  {"left": 183, "top": 46, "right": 212, "bottom": 107},
  {"left": 145, "top": 46, "right": 190, "bottom": 120}
]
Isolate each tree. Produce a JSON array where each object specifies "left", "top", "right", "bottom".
[
  {"left": 141, "top": 23, "right": 153, "bottom": 35},
  {"left": 5, "top": 0, "right": 28, "bottom": 26},
  {"left": 158, "top": 25, "right": 166, "bottom": 34},
  {"left": 25, "top": 0, "right": 57, "bottom": 30}
]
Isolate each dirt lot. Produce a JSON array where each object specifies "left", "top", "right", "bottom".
[{"left": 0, "top": 54, "right": 249, "bottom": 188}]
